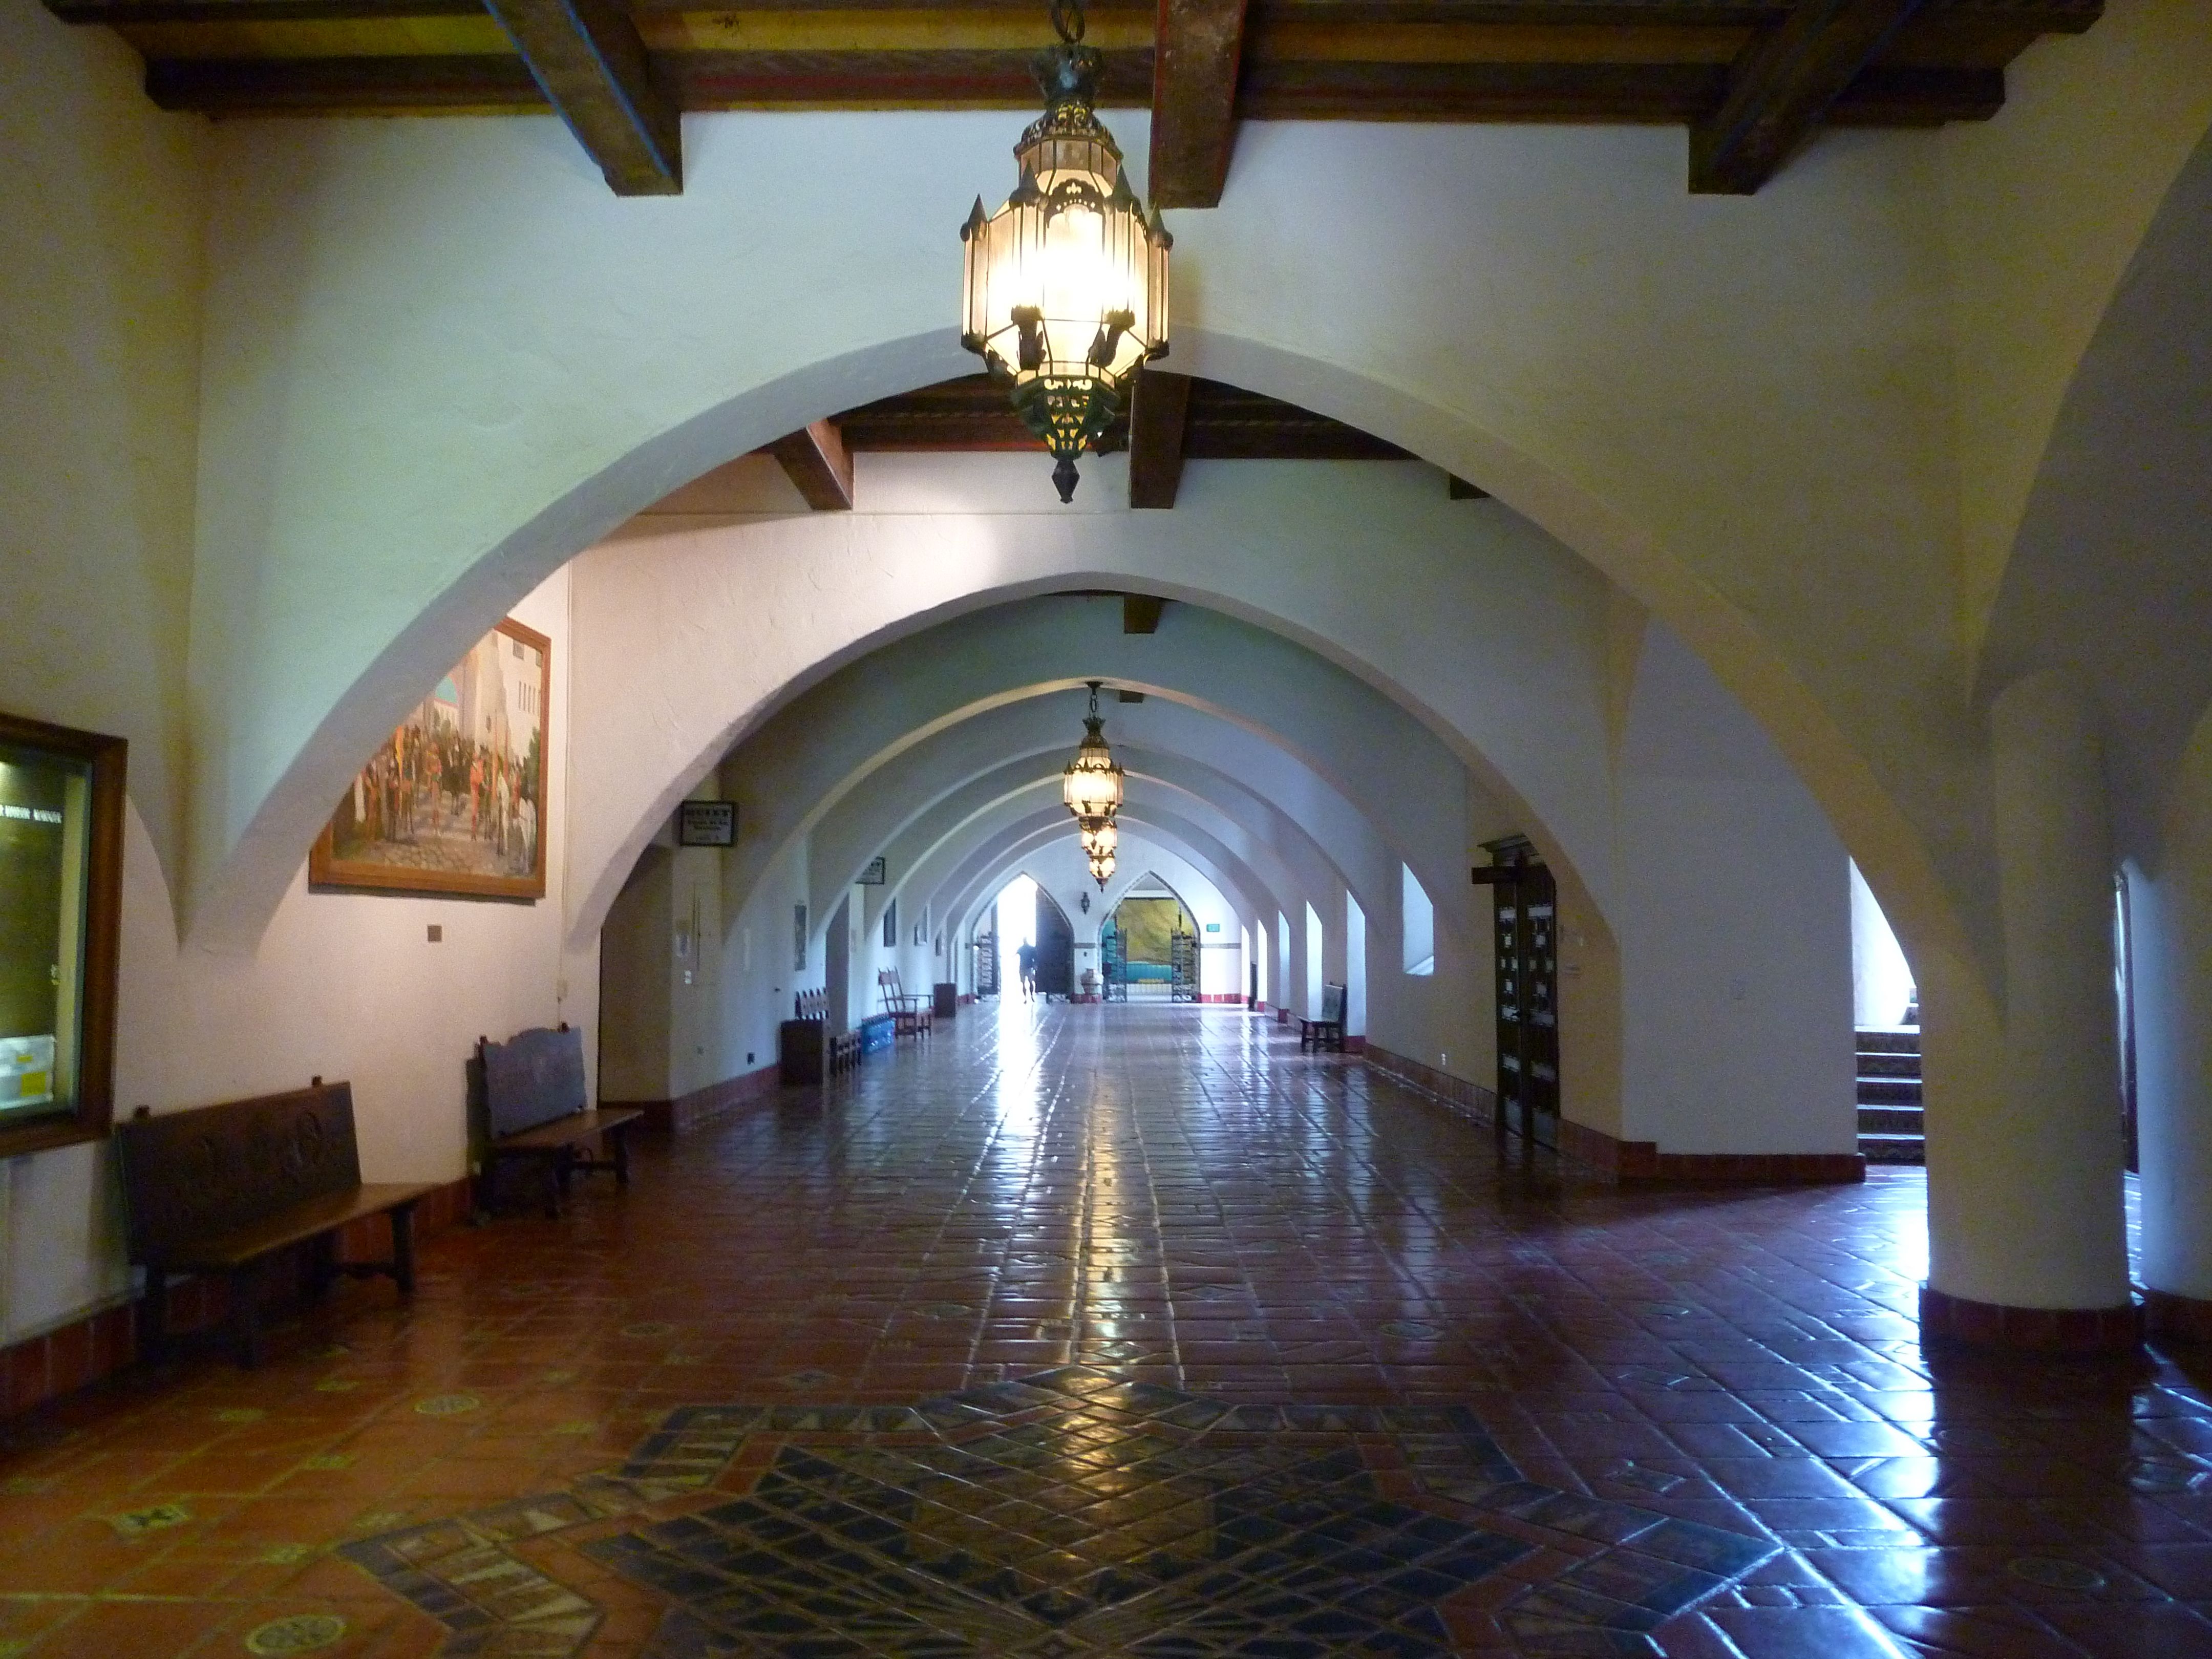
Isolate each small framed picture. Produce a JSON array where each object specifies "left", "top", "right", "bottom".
[
  {"left": 678, "top": 801, "right": 736, "bottom": 847},
  {"left": 858, "top": 857, "right": 887, "bottom": 885},
  {"left": 793, "top": 903, "right": 809, "bottom": 970}
]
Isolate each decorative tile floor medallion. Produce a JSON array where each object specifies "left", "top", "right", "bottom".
[{"left": 342, "top": 1367, "right": 1775, "bottom": 1656}]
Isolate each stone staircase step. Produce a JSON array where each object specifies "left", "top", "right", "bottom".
[
  {"left": 1859, "top": 1133, "right": 1927, "bottom": 1165},
  {"left": 1856, "top": 1028, "right": 1922, "bottom": 1055},
  {"left": 1856, "top": 1076, "right": 1924, "bottom": 1106},
  {"left": 1857, "top": 1050, "right": 1921, "bottom": 1079},
  {"left": 1857, "top": 1105, "right": 1924, "bottom": 1134}
]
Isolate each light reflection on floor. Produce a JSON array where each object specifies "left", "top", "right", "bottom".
[{"left": 0, "top": 1005, "right": 2207, "bottom": 1657}]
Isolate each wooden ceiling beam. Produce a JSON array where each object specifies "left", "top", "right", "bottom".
[
  {"left": 481, "top": 0, "right": 683, "bottom": 194},
  {"left": 767, "top": 420, "right": 856, "bottom": 510},
  {"left": 1123, "top": 594, "right": 1168, "bottom": 632},
  {"left": 1689, "top": 0, "right": 1928, "bottom": 193},
  {"left": 1128, "top": 370, "right": 1193, "bottom": 509},
  {"left": 137, "top": 50, "right": 2003, "bottom": 134},
  {"left": 1148, "top": 0, "right": 1249, "bottom": 208},
  {"left": 143, "top": 53, "right": 544, "bottom": 111}
]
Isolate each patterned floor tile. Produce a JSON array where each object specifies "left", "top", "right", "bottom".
[{"left": 0, "top": 1005, "right": 2208, "bottom": 1655}]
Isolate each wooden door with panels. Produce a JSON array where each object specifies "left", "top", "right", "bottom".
[
  {"left": 1034, "top": 888, "right": 1075, "bottom": 999},
  {"left": 1475, "top": 836, "right": 1560, "bottom": 1151}
]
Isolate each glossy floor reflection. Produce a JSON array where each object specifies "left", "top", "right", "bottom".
[{"left": 3, "top": 1003, "right": 2212, "bottom": 1657}]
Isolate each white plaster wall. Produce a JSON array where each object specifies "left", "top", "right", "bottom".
[
  {"left": 1942, "top": 0, "right": 2212, "bottom": 658},
  {"left": 599, "top": 846, "right": 674, "bottom": 1101},
  {"left": 1616, "top": 626, "right": 1856, "bottom": 1154},
  {"left": 707, "top": 833, "right": 815, "bottom": 1080},
  {"left": 0, "top": 570, "right": 589, "bottom": 1344},
  {"left": 0, "top": 0, "right": 204, "bottom": 890},
  {"left": 1852, "top": 861, "right": 1918, "bottom": 1029},
  {"left": 0, "top": 0, "right": 206, "bottom": 1341}
]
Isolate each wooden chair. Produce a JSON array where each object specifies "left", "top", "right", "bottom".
[
  {"left": 116, "top": 1080, "right": 435, "bottom": 1367},
  {"left": 1300, "top": 983, "right": 1349, "bottom": 1052},
  {"left": 878, "top": 968, "right": 932, "bottom": 1036}
]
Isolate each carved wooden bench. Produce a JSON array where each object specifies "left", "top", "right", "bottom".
[
  {"left": 781, "top": 989, "right": 828, "bottom": 1084},
  {"left": 477, "top": 1024, "right": 641, "bottom": 1219},
  {"left": 1300, "top": 983, "right": 1349, "bottom": 1052},
  {"left": 117, "top": 1080, "right": 435, "bottom": 1368}
]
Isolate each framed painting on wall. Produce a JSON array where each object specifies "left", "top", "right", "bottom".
[{"left": 309, "top": 618, "right": 551, "bottom": 900}]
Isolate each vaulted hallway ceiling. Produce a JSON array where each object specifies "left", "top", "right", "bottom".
[{"left": 8, "top": 10, "right": 2212, "bottom": 1656}]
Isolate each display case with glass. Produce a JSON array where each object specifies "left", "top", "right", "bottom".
[{"left": 0, "top": 714, "right": 124, "bottom": 1156}]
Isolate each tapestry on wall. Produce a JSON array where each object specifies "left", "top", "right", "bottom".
[{"left": 309, "top": 617, "right": 550, "bottom": 901}]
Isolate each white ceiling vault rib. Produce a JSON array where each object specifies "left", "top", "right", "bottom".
[
  {"left": 801, "top": 716, "right": 1433, "bottom": 967},
  {"left": 898, "top": 776, "right": 1321, "bottom": 954},
  {"left": 935, "top": 809, "right": 1274, "bottom": 959},
  {"left": 560, "top": 464, "right": 1618, "bottom": 961},
  {"left": 687, "top": 592, "right": 1493, "bottom": 955}
]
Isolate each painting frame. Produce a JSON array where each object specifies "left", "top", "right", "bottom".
[{"left": 309, "top": 617, "right": 552, "bottom": 901}]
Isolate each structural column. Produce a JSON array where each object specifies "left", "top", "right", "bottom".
[
  {"left": 2133, "top": 714, "right": 2212, "bottom": 1340},
  {"left": 1921, "top": 669, "right": 2135, "bottom": 1348}
]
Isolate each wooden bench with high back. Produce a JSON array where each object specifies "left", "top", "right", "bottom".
[
  {"left": 786, "top": 987, "right": 863, "bottom": 1075},
  {"left": 1301, "top": 983, "right": 1349, "bottom": 1052},
  {"left": 877, "top": 968, "right": 931, "bottom": 1036},
  {"left": 478, "top": 1024, "right": 641, "bottom": 1219},
  {"left": 117, "top": 1079, "right": 436, "bottom": 1368}
]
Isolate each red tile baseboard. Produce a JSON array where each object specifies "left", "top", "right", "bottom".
[
  {"left": 607, "top": 1061, "right": 781, "bottom": 1134},
  {"left": 2146, "top": 1289, "right": 2212, "bottom": 1344},
  {"left": 0, "top": 1174, "right": 475, "bottom": 1419},
  {"left": 1554, "top": 1115, "right": 1865, "bottom": 1185},
  {"left": 1921, "top": 1284, "right": 2144, "bottom": 1353},
  {"left": 1363, "top": 1046, "right": 1497, "bottom": 1130}
]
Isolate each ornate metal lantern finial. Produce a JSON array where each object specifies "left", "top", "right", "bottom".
[{"left": 959, "top": 0, "right": 1171, "bottom": 501}]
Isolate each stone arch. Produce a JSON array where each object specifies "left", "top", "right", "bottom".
[
  {"left": 1973, "top": 124, "right": 2212, "bottom": 859},
  {"left": 189, "top": 143, "right": 1978, "bottom": 998}
]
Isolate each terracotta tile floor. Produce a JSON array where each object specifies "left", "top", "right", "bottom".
[{"left": 4, "top": 1003, "right": 2212, "bottom": 1657}]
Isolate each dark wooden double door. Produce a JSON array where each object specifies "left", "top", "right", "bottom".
[
  {"left": 1480, "top": 838, "right": 1559, "bottom": 1150},
  {"left": 1034, "top": 888, "right": 1075, "bottom": 998}
]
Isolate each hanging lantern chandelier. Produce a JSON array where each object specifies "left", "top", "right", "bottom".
[
  {"left": 1064, "top": 680, "right": 1124, "bottom": 887},
  {"left": 1063, "top": 680, "right": 1124, "bottom": 823},
  {"left": 959, "top": 0, "right": 1172, "bottom": 503}
]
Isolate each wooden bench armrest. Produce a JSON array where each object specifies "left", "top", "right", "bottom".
[{"left": 145, "top": 1182, "right": 436, "bottom": 1272}]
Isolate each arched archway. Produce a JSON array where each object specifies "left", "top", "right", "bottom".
[{"left": 1101, "top": 873, "right": 1200, "bottom": 1002}]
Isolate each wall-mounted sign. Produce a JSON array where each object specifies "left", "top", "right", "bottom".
[
  {"left": 678, "top": 800, "right": 736, "bottom": 846},
  {"left": 1205, "top": 922, "right": 1221, "bottom": 933},
  {"left": 858, "top": 857, "right": 887, "bottom": 885}
]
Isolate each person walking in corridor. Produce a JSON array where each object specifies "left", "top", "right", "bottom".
[{"left": 1017, "top": 941, "right": 1037, "bottom": 1001}]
